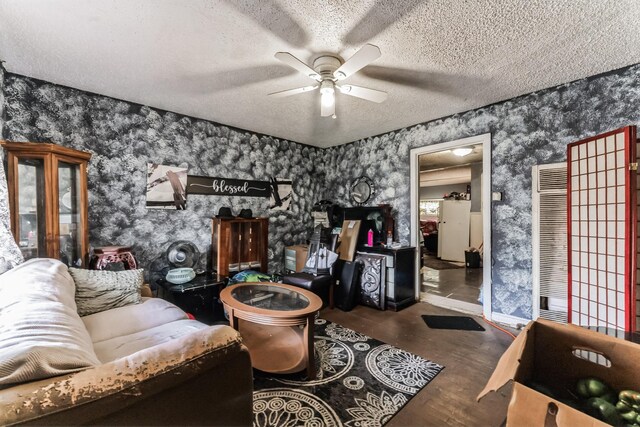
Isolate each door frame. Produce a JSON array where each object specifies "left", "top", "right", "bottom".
[{"left": 409, "top": 133, "right": 493, "bottom": 319}]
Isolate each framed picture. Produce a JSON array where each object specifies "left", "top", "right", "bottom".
[
  {"left": 269, "top": 177, "right": 293, "bottom": 211},
  {"left": 146, "top": 163, "right": 188, "bottom": 210}
]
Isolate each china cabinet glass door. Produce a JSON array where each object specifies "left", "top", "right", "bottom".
[
  {"left": 58, "top": 161, "right": 84, "bottom": 267},
  {"left": 16, "top": 158, "right": 47, "bottom": 260}
]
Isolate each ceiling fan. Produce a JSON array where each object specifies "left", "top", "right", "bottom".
[{"left": 268, "top": 44, "right": 388, "bottom": 118}]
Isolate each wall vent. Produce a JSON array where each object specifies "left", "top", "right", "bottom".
[
  {"left": 538, "top": 167, "right": 568, "bottom": 191},
  {"left": 532, "top": 163, "right": 568, "bottom": 323}
]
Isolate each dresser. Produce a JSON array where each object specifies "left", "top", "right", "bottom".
[{"left": 357, "top": 246, "right": 416, "bottom": 311}]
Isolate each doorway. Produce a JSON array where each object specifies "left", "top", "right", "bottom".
[{"left": 410, "top": 134, "right": 492, "bottom": 318}]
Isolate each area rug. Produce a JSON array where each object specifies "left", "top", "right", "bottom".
[
  {"left": 422, "top": 315, "right": 486, "bottom": 331},
  {"left": 422, "top": 257, "right": 464, "bottom": 270},
  {"left": 252, "top": 319, "right": 444, "bottom": 427}
]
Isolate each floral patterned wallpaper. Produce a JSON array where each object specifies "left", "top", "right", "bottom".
[
  {"left": 2, "top": 74, "right": 324, "bottom": 274},
  {"left": 3, "top": 64, "right": 640, "bottom": 318},
  {"left": 318, "top": 64, "right": 640, "bottom": 318}
]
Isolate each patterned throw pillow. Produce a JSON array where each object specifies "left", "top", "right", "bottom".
[
  {"left": 0, "top": 152, "right": 24, "bottom": 275},
  {"left": 69, "top": 268, "right": 143, "bottom": 316}
]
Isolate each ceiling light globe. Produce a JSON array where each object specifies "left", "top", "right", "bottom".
[
  {"left": 452, "top": 148, "right": 473, "bottom": 157},
  {"left": 321, "top": 91, "right": 335, "bottom": 107}
]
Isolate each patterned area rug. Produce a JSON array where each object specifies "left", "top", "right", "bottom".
[{"left": 252, "top": 319, "right": 444, "bottom": 427}]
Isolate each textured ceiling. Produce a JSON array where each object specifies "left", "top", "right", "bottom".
[{"left": 1, "top": 0, "right": 639, "bottom": 147}]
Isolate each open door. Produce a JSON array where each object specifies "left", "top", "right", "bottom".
[
  {"left": 568, "top": 126, "right": 637, "bottom": 332},
  {"left": 439, "top": 200, "right": 471, "bottom": 262}
]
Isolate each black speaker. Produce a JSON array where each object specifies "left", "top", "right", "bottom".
[{"left": 333, "top": 260, "right": 362, "bottom": 311}]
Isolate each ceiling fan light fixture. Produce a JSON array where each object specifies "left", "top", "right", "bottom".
[
  {"left": 320, "top": 80, "right": 335, "bottom": 108},
  {"left": 321, "top": 90, "right": 335, "bottom": 108},
  {"left": 271, "top": 44, "right": 385, "bottom": 117},
  {"left": 452, "top": 147, "right": 473, "bottom": 157}
]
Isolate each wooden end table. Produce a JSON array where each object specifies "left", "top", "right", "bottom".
[{"left": 220, "top": 282, "right": 322, "bottom": 379}]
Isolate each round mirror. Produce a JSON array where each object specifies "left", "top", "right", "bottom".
[{"left": 350, "top": 176, "right": 374, "bottom": 205}]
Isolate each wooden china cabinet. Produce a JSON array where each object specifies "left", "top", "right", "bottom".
[{"left": 2, "top": 141, "right": 91, "bottom": 267}]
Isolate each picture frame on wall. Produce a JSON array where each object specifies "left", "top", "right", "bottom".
[
  {"left": 146, "top": 163, "right": 188, "bottom": 210},
  {"left": 269, "top": 177, "right": 293, "bottom": 211}
]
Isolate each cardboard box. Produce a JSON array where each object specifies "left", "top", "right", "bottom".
[
  {"left": 337, "top": 220, "right": 361, "bottom": 261},
  {"left": 284, "top": 245, "right": 308, "bottom": 272},
  {"left": 478, "top": 318, "right": 640, "bottom": 427}
]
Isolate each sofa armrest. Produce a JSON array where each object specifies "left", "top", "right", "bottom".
[{"left": 1, "top": 325, "right": 253, "bottom": 426}]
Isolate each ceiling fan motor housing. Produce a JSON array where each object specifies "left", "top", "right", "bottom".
[{"left": 313, "top": 55, "right": 342, "bottom": 80}]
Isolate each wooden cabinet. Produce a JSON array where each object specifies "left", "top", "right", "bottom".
[
  {"left": 2, "top": 141, "right": 91, "bottom": 267},
  {"left": 357, "top": 246, "right": 416, "bottom": 311},
  {"left": 211, "top": 217, "right": 268, "bottom": 276}
]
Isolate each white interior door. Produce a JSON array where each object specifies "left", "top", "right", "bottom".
[
  {"left": 440, "top": 200, "right": 471, "bottom": 262},
  {"left": 437, "top": 200, "right": 443, "bottom": 258}
]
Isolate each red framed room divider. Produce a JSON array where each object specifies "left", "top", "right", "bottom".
[{"left": 567, "top": 125, "right": 637, "bottom": 332}]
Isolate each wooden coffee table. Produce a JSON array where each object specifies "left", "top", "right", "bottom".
[{"left": 220, "top": 282, "right": 322, "bottom": 379}]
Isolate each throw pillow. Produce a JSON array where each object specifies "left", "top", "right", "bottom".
[
  {"left": 0, "top": 258, "right": 100, "bottom": 386},
  {"left": 0, "top": 152, "right": 24, "bottom": 275},
  {"left": 69, "top": 268, "right": 143, "bottom": 316}
]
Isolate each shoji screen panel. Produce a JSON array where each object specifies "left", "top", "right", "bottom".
[
  {"left": 637, "top": 136, "right": 640, "bottom": 331},
  {"left": 568, "top": 126, "right": 637, "bottom": 332}
]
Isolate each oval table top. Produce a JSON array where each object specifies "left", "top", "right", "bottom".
[{"left": 220, "top": 282, "right": 322, "bottom": 321}]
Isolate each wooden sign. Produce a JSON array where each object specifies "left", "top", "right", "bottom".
[{"left": 187, "top": 175, "right": 271, "bottom": 197}]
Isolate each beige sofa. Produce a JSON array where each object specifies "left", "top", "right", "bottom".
[{"left": 0, "top": 258, "right": 253, "bottom": 426}]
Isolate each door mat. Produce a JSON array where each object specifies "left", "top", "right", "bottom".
[
  {"left": 421, "top": 315, "right": 485, "bottom": 331},
  {"left": 252, "top": 319, "right": 444, "bottom": 426}
]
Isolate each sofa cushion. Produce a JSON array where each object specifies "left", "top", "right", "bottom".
[
  {"left": 92, "top": 319, "right": 214, "bottom": 363},
  {"left": 82, "top": 297, "right": 188, "bottom": 343},
  {"left": 0, "top": 258, "right": 100, "bottom": 386},
  {"left": 69, "top": 268, "right": 143, "bottom": 316}
]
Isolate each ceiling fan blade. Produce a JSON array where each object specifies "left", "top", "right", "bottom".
[
  {"left": 333, "top": 44, "right": 381, "bottom": 80},
  {"left": 268, "top": 85, "right": 318, "bottom": 98},
  {"left": 337, "top": 85, "right": 387, "bottom": 103},
  {"left": 274, "top": 52, "right": 322, "bottom": 81}
]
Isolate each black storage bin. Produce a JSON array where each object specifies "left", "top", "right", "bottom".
[{"left": 464, "top": 251, "right": 481, "bottom": 268}]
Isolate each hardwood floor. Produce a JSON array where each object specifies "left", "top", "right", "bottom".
[{"left": 320, "top": 302, "right": 516, "bottom": 427}]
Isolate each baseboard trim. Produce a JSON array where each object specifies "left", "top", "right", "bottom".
[
  {"left": 489, "top": 312, "right": 530, "bottom": 329},
  {"left": 420, "top": 293, "right": 483, "bottom": 316}
]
